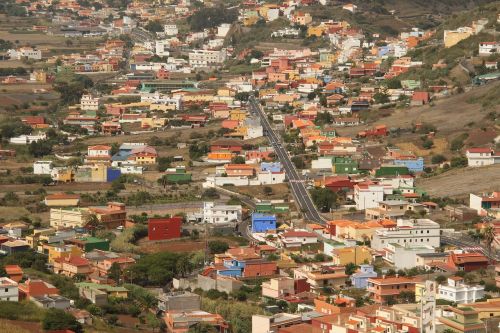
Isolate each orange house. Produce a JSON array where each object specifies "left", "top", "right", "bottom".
[
  {"left": 367, "top": 276, "right": 421, "bottom": 304},
  {"left": 18, "top": 279, "right": 59, "bottom": 300},
  {"left": 224, "top": 164, "right": 256, "bottom": 177},
  {"left": 4, "top": 265, "right": 23, "bottom": 282}
]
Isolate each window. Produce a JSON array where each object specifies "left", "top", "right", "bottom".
[{"left": 4, "top": 288, "right": 7, "bottom": 292}]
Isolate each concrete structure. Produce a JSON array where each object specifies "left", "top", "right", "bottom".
[
  {"left": 189, "top": 202, "right": 242, "bottom": 224},
  {"left": 331, "top": 246, "right": 371, "bottom": 266},
  {"left": 383, "top": 243, "right": 436, "bottom": 269},
  {"left": 470, "top": 192, "right": 500, "bottom": 215},
  {"left": 252, "top": 313, "right": 302, "bottom": 333},
  {"left": 189, "top": 49, "right": 227, "bottom": 69},
  {"left": 157, "top": 291, "right": 200, "bottom": 312},
  {"left": 371, "top": 218, "right": 441, "bottom": 251},
  {"left": 466, "top": 148, "right": 498, "bottom": 167},
  {"left": 437, "top": 277, "right": 485, "bottom": 304},
  {"left": 261, "top": 277, "right": 295, "bottom": 299},
  {"left": 50, "top": 208, "right": 90, "bottom": 229},
  {"left": 44, "top": 193, "right": 80, "bottom": 207},
  {"left": 354, "top": 182, "right": 385, "bottom": 210},
  {"left": 0, "top": 277, "right": 18, "bottom": 302},
  {"left": 438, "top": 306, "right": 486, "bottom": 333},
  {"left": 32, "top": 295, "right": 71, "bottom": 309},
  {"left": 77, "top": 282, "right": 128, "bottom": 305},
  {"left": 80, "top": 94, "right": 100, "bottom": 111},
  {"left": 33, "top": 160, "right": 53, "bottom": 175},
  {"left": 8, "top": 47, "right": 42, "bottom": 60}
]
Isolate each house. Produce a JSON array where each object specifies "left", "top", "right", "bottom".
[
  {"left": 466, "top": 148, "right": 499, "bottom": 167},
  {"left": 411, "top": 91, "right": 430, "bottom": 105},
  {"left": 210, "top": 139, "right": 244, "bottom": 153},
  {"left": 65, "top": 237, "right": 110, "bottom": 252},
  {"left": 280, "top": 230, "right": 318, "bottom": 248},
  {"left": 261, "top": 277, "right": 295, "bottom": 299},
  {"left": 448, "top": 252, "right": 489, "bottom": 272},
  {"left": 32, "top": 295, "right": 71, "bottom": 310},
  {"left": 365, "top": 200, "right": 413, "bottom": 220},
  {"left": 342, "top": 3, "right": 358, "bottom": 13},
  {"left": 53, "top": 255, "right": 92, "bottom": 277},
  {"left": 77, "top": 282, "right": 128, "bottom": 305},
  {"left": 44, "top": 193, "right": 80, "bottom": 207},
  {"left": 86, "top": 145, "right": 112, "bottom": 164},
  {"left": 383, "top": 243, "right": 436, "bottom": 269},
  {"left": 22, "top": 116, "right": 48, "bottom": 129},
  {"left": 4, "top": 265, "right": 23, "bottom": 282},
  {"left": 0, "top": 277, "right": 18, "bottom": 302},
  {"left": 331, "top": 246, "right": 371, "bottom": 266},
  {"left": 354, "top": 182, "right": 385, "bottom": 210},
  {"left": 251, "top": 213, "right": 277, "bottom": 233},
  {"left": 0, "top": 240, "right": 30, "bottom": 254},
  {"left": 367, "top": 275, "right": 421, "bottom": 304},
  {"left": 252, "top": 313, "right": 302, "bottom": 333},
  {"left": 18, "top": 279, "right": 59, "bottom": 300},
  {"left": 350, "top": 265, "right": 377, "bottom": 289},
  {"left": 80, "top": 94, "right": 100, "bottom": 111},
  {"left": 148, "top": 217, "right": 182, "bottom": 241},
  {"left": 470, "top": 192, "right": 500, "bottom": 215},
  {"left": 438, "top": 306, "right": 486, "bottom": 333},
  {"left": 293, "top": 265, "right": 348, "bottom": 291},
  {"left": 188, "top": 202, "right": 242, "bottom": 225},
  {"left": 478, "top": 41, "right": 500, "bottom": 56},
  {"left": 437, "top": 276, "right": 484, "bottom": 304}
]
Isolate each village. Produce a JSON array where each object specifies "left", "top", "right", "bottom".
[{"left": 0, "top": 0, "right": 499, "bottom": 333}]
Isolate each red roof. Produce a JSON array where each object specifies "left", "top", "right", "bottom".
[
  {"left": 467, "top": 147, "right": 492, "bottom": 154},
  {"left": 4, "top": 265, "right": 23, "bottom": 275},
  {"left": 282, "top": 231, "right": 318, "bottom": 238}
]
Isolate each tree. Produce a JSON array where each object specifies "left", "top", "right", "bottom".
[
  {"left": 109, "top": 262, "right": 121, "bottom": 285},
  {"left": 345, "top": 263, "right": 358, "bottom": 275},
  {"left": 145, "top": 20, "right": 163, "bottom": 33},
  {"left": 373, "top": 92, "right": 390, "bottom": 104},
  {"left": 422, "top": 139, "right": 434, "bottom": 149},
  {"left": 263, "top": 186, "right": 273, "bottom": 196},
  {"left": 187, "top": 6, "right": 238, "bottom": 31},
  {"left": 431, "top": 154, "right": 446, "bottom": 164},
  {"left": 311, "top": 188, "right": 338, "bottom": 213},
  {"left": 483, "top": 224, "right": 495, "bottom": 256},
  {"left": 231, "top": 156, "right": 246, "bottom": 164},
  {"left": 188, "top": 323, "right": 218, "bottom": 333},
  {"left": 291, "top": 156, "right": 305, "bottom": 169},
  {"left": 208, "top": 240, "right": 229, "bottom": 254},
  {"left": 42, "top": 309, "right": 83, "bottom": 333},
  {"left": 435, "top": 275, "right": 447, "bottom": 284},
  {"left": 145, "top": 312, "right": 162, "bottom": 332}
]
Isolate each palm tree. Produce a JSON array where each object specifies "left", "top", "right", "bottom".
[
  {"left": 483, "top": 224, "right": 495, "bottom": 257},
  {"left": 84, "top": 213, "right": 101, "bottom": 235}
]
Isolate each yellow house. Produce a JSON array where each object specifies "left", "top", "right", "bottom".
[
  {"left": 45, "top": 244, "right": 83, "bottom": 264},
  {"left": 141, "top": 117, "right": 167, "bottom": 129},
  {"left": 91, "top": 164, "right": 107, "bottom": 182},
  {"left": 331, "top": 246, "right": 371, "bottom": 265},
  {"left": 229, "top": 109, "right": 247, "bottom": 121},
  {"left": 444, "top": 28, "right": 473, "bottom": 48},
  {"left": 44, "top": 193, "right": 80, "bottom": 207},
  {"left": 464, "top": 298, "right": 500, "bottom": 319},
  {"left": 134, "top": 152, "right": 157, "bottom": 165},
  {"left": 177, "top": 90, "right": 214, "bottom": 103},
  {"left": 307, "top": 25, "right": 327, "bottom": 37},
  {"left": 217, "top": 87, "right": 236, "bottom": 97},
  {"left": 50, "top": 207, "right": 90, "bottom": 229},
  {"left": 52, "top": 168, "right": 74, "bottom": 183},
  {"left": 150, "top": 103, "right": 177, "bottom": 111}
]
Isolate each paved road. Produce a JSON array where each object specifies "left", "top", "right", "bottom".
[
  {"left": 249, "top": 97, "right": 326, "bottom": 224},
  {"left": 441, "top": 235, "right": 499, "bottom": 262}
]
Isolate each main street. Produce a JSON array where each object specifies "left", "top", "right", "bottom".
[{"left": 249, "top": 97, "right": 327, "bottom": 224}]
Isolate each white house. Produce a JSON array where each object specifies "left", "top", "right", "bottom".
[
  {"left": 33, "top": 160, "right": 54, "bottom": 175},
  {"left": 478, "top": 42, "right": 499, "bottom": 56},
  {"left": 371, "top": 218, "right": 441, "bottom": 251},
  {"left": 311, "top": 157, "right": 333, "bottom": 170},
  {"left": 280, "top": 230, "right": 318, "bottom": 248},
  {"left": 8, "top": 47, "right": 42, "bottom": 60},
  {"left": 255, "top": 171, "right": 286, "bottom": 185},
  {"left": 354, "top": 183, "right": 387, "bottom": 210},
  {"left": 342, "top": 4, "right": 358, "bottom": 13},
  {"left": 0, "top": 277, "right": 19, "bottom": 302},
  {"left": 188, "top": 49, "right": 227, "bottom": 69},
  {"left": 9, "top": 133, "right": 46, "bottom": 145},
  {"left": 164, "top": 24, "right": 178, "bottom": 36},
  {"left": 469, "top": 192, "right": 500, "bottom": 215},
  {"left": 188, "top": 202, "right": 242, "bottom": 225},
  {"left": 437, "top": 277, "right": 484, "bottom": 304},
  {"left": 383, "top": 243, "right": 436, "bottom": 269},
  {"left": 80, "top": 94, "right": 100, "bottom": 111},
  {"left": 217, "top": 23, "right": 231, "bottom": 38},
  {"left": 155, "top": 40, "right": 171, "bottom": 57},
  {"left": 466, "top": 147, "right": 499, "bottom": 167}
]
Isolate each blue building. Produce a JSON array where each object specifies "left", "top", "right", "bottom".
[
  {"left": 260, "top": 162, "right": 282, "bottom": 173},
  {"left": 350, "top": 264, "right": 377, "bottom": 289},
  {"left": 394, "top": 157, "right": 424, "bottom": 173},
  {"left": 251, "top": 213, "right": 277, "bottom": 233},
  {"left": 217, "top": 259, "right": 245, "bottom": 277}
]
